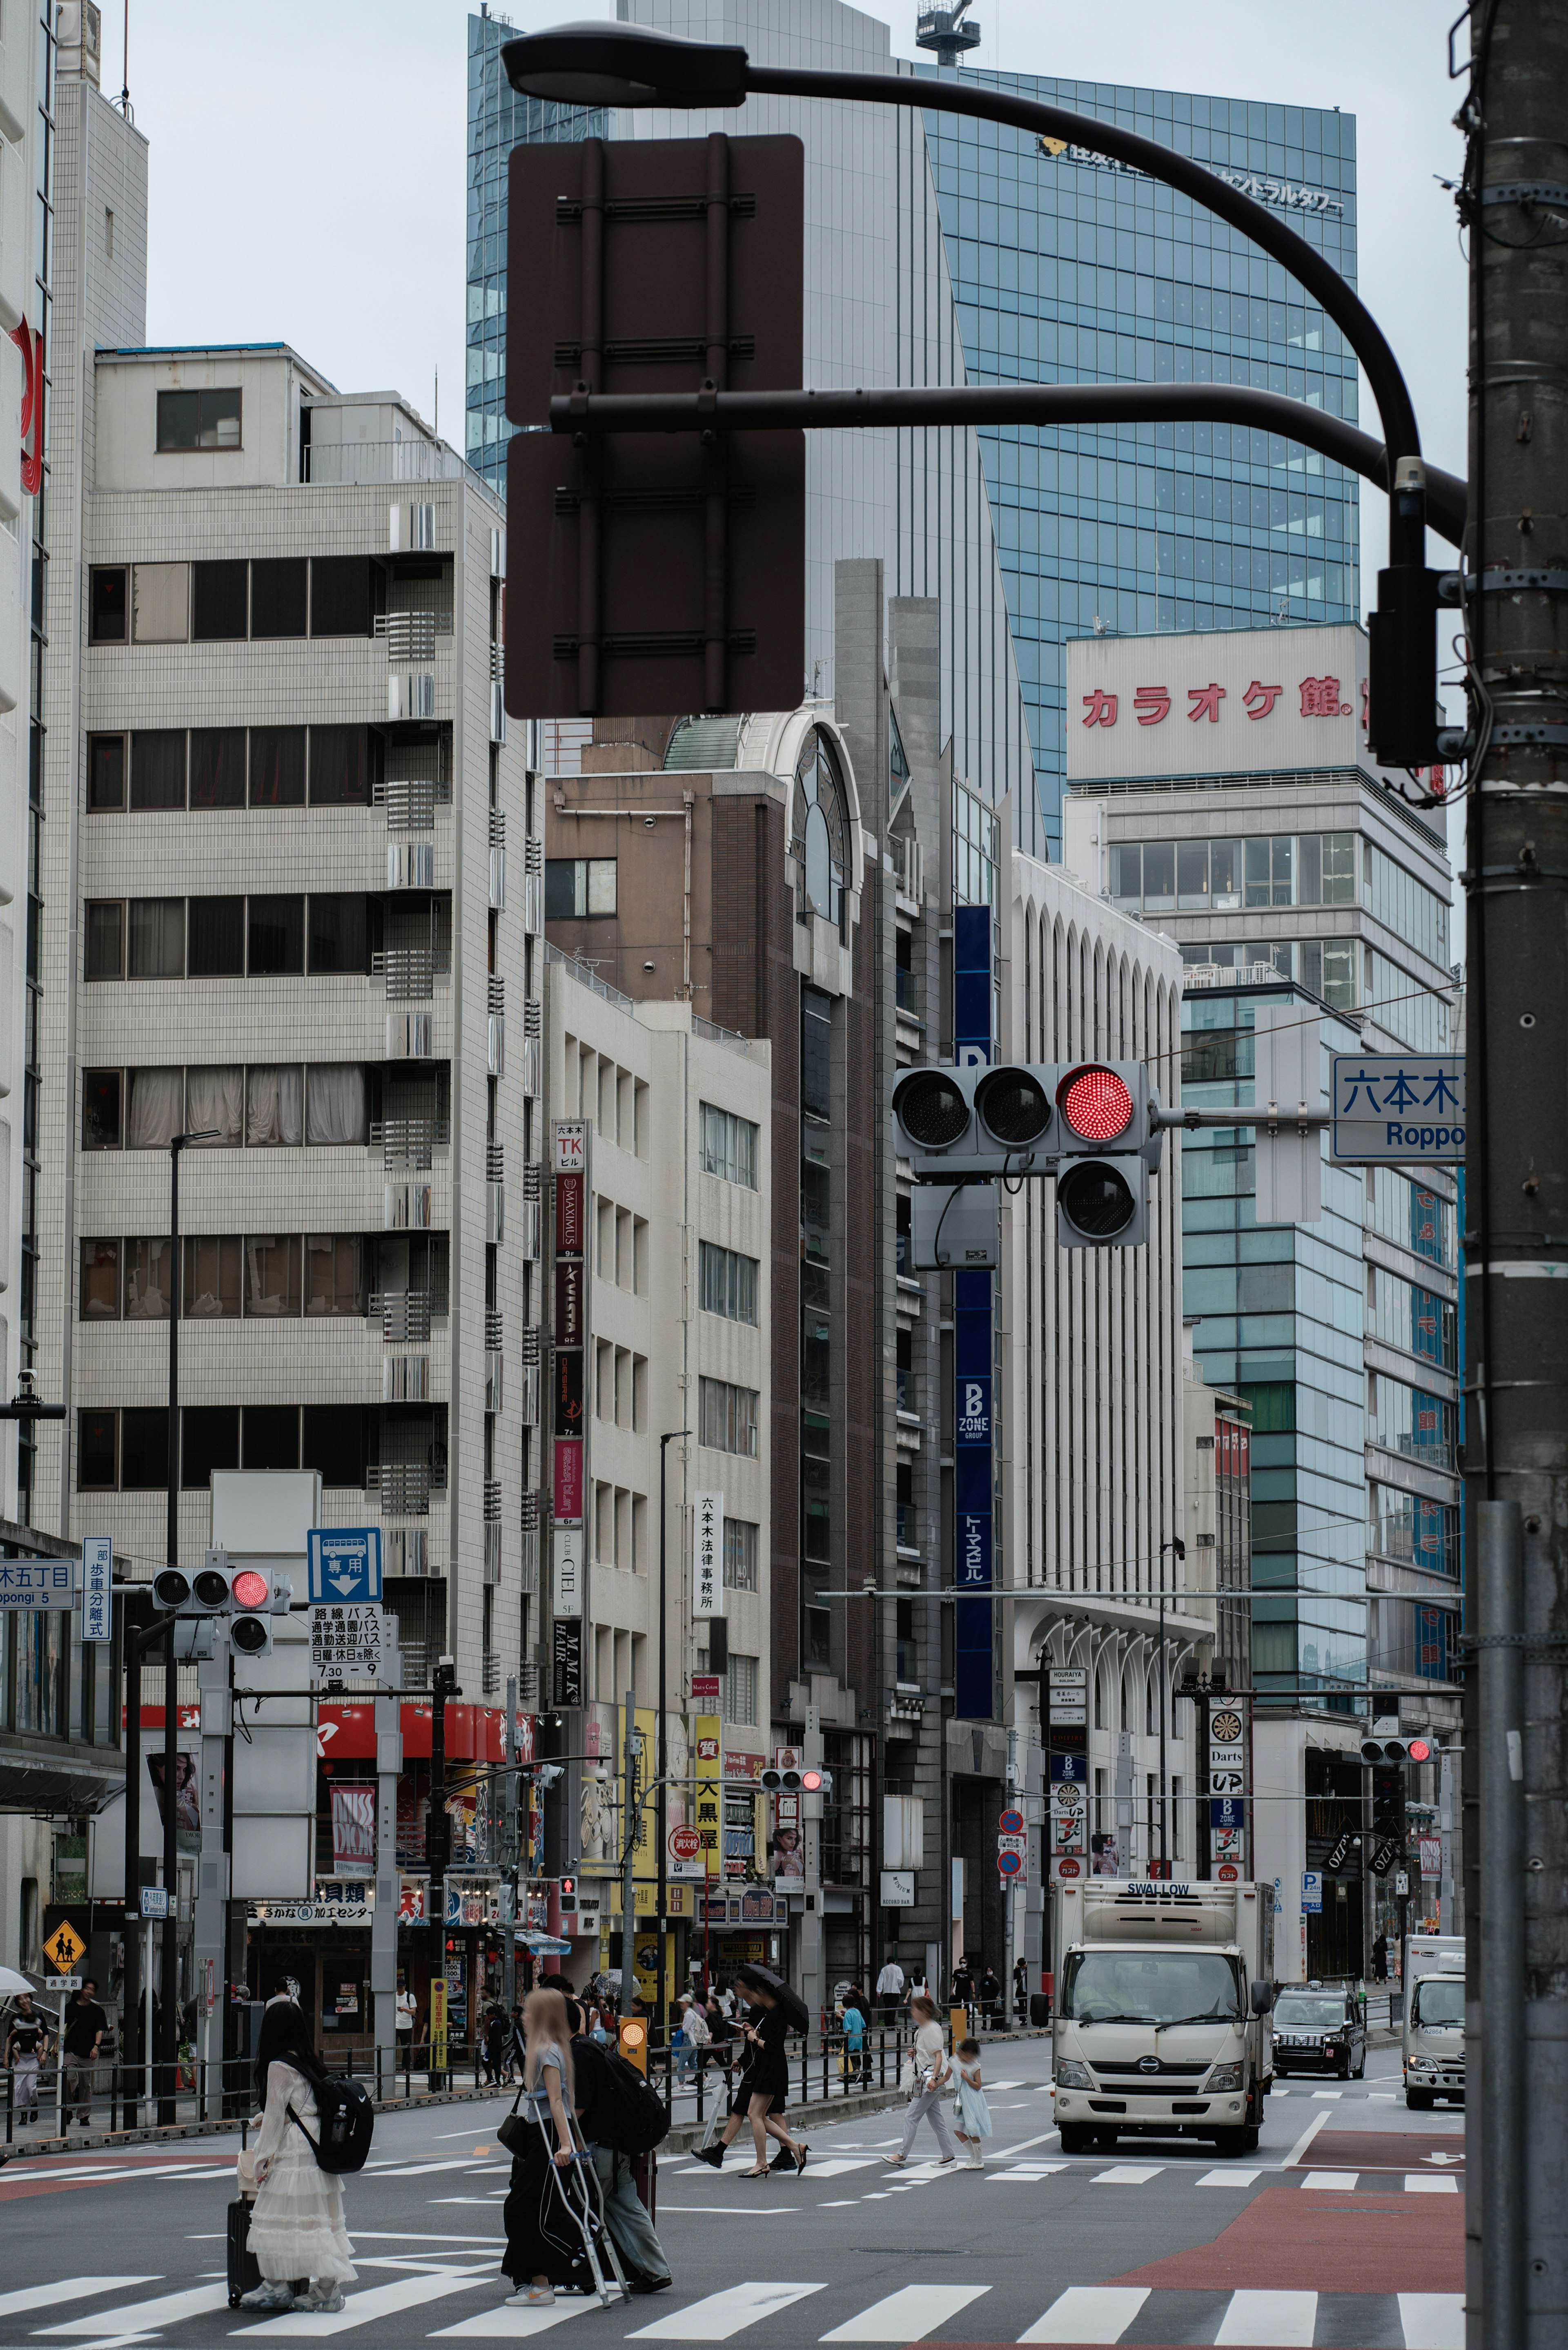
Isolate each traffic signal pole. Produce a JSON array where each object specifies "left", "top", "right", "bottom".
[{"left": 1459, "top": 9, "right": 1568, "bottom": 2342}]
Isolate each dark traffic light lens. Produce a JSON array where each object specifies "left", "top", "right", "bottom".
[
  {"left": 1059, "top": 1162, "right": 1136, "bottom": 1239},
  {"left": 894, "top": 1070, "right": 969, "bottom": 1150},
  {"left": 230, "top": 1616, "right": 270, "bottom": 1654},
  {"left": 192, "top": 1568, "right": 230, "bottom": 1608},
  {"left": 152, "top": 1569, "right": 192, "bottom": 1610},
  {"left": 1059, "top": 1064, "right": 1135, "bottom": 1142},
  {"left": 976, "top": 1068, "right": 1051, "bottom": 1148}
]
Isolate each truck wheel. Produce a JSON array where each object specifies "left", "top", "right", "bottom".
[
  {"left": 1058, "top": 2123, "right": 1092, "bottom": 2154},
  {"left": 1406, "top": 2089, "right": 1434, "bottom": 2111},
  {"left": 1213, "top": 2127, "right": 1253, "bottom": 2158}
]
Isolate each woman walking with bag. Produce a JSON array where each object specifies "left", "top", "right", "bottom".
[
  {"left": 691, "top": 1971, "right": 808, "bottom": 2178},
  {"left": 500, "top": 1987, "right": 588, "bottom": 2308},
  {"left": 239, "top": 2002, "right": 358, "bottom": 2313},
  {"left": 884, "top": 1994, "right": 957, "bottom": 2168}
]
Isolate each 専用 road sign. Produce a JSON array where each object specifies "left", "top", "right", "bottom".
[{"left": 307, "top": 1527, "right": 382, "bottom": 1605}]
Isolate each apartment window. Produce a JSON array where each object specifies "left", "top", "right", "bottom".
[
  {"left": 305, "top": 1065, "right": 367, "bottom": 1145},
  {"left": 189, "top": 727, "right": 246, "bottom": 807},
  {"left": 130, "top": 729, "right": 185, "bottom": 811},
  {"left": 310, "top": 725, "right": 374, "bottom": 807},
  {"left": 544, "top": 857, "right": 617, "bottom": 918},
  {"left": 80, "top": 1240, "right": 120, "bottom": 1319},
  {"left": 723, "top": 1516, "right": 759, "bottom": 1591},
  {"left": 249, "top": 557, "right": 307, "bottom": 639},
  {"left": 310, "top": 556, "right": 374, "bottom": 638},
  {"left": 801, "top": 986, "right": 832, "bottom": 1119},
  {"left": 78, "top": 1410, "right": 117, "bottom": 1488},
  {"left": 124, "top": 1237, "right": 173, "bottom": 1320},
  {"left": 192, "top": 561, "right": 248, "bottom": 642},
  {"left": 247, "top": 1067, "right": 303, "bottom": 1146},
  {"left": 307, "top": 1235, "right": 363, "bottom": 1317},
  {"left": 132, "top": 563, "right": 190, "bottom": 643},
  {"left": 303, "top": 1403, "right": 367, "bottom": 1487},
  {"left": 82, "top": 1071, "right": 122, "bottom": 1150},
  {"left": 87, "top": 734, "right": 125, "bottom": 808},
  {"left": 89, "top": 566, "right": 126, "bottom": 642},
  {"left": 121, "top": 1407, "right": 170, "bottom": 1489},
  {"left": 307, "top": 894, "right": 370, "bottom": 974},
  {"left": 85, "top": 901, "right": 123, "bottom": 980},
  {"left": 698, "top": 1102, "right": 757, "bottom": 1188},
  {"left": 183, "top": 1235, "right": 241, "bottom": 1318},
  {"left": 127, "top": 898, "right": 185, "bottom": 979},
  {"left": 243, "top": 1405, "right": 301, "bottom": 1471},
  {"left": 183, "top": 1406, "right": 240, "bottom": 1489},
  {"left": 699, "top": 1240, "right": 759, "bottom": 1324},
  {"left": 245, "top": 1235, "right": 302, "bottom": 1318},
  {"left": 699, "top": 1376, "right": 759, "bottom": 1458},
  {"left": 187, "top": 897, "right": 245, "bottom": 977},
  {"left": 248, "top": 895, "right": 304, "bottom": 976},
  {"left": 249, "top": 726, "right": 305, "bottom": 806},
  {"left": 721, "top": 1652, "right": 758, "bottom": 1727},
  {"left": 156, "top": 387, "right": 242, "bottom": 451}
]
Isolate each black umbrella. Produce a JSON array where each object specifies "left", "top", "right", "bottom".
[{"left": 735, "top": 1961, "right": 810, "bottom": 2035}]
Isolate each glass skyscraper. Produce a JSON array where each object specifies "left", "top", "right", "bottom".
[{"left": 919, "top": 70, "right": 1360, "bottom": 851}]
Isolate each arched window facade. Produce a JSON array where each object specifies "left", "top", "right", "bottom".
[{"left": 791, "top": 727, "right": 849, "bottom": 937}]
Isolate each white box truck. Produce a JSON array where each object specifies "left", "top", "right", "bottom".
[
  {"left": 1052, "top": 1878, "right": 1275, "bottom": 2156},
  {"left": 1402, "top": 1931, "right": 1464, "bottom": 2108}
]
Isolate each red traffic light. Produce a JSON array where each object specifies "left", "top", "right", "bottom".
[
  {"left": 232, "top": 1568, "right": 270, "bottom": 1610},
  {"left": 1406, "top": 1736, "right": 1432, "bottom": 1764},
  {"left": 801, "top": 1768, "right": 824, "bottom": 1792},
  {"left": 560, "top": 1877, "right": 575, "bottom": 1897},
  {"left": 1058, "top": 1065, "right": 1134, "bottom": 1142}
]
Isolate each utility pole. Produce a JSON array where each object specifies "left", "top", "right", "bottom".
[
  {"left": 801, "top": 1703, "right": 823, "bottom": 2032},
  {"left": 429, "top": 1656, "right": 459, "bottom": 2089},
  {"left": 1461, "top": 10, "right": 1568, "bottom": 2344},
  {"left": 619, "top": 1685, "right": 639, "bottom": 2008}
]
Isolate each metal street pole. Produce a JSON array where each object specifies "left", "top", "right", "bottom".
[
  {"left": 619, "top": 1683, "right": 638, "bottom": 2011},
  {"left": 1459, "top": 9, "right": 1568, "bottom": 2341},
  {"left": 1157, "top": 1539, "right": 1185, "bottom": 1875},
  {"left": 429, "top": 1655, "right": 459, "bottom": 2089},
  {"left": 655, "top": 1429, "right": 691, "bottom": 2052}
]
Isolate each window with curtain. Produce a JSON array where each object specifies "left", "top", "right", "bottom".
[
  {"left": 246, "top": 1067, "right": 303, "bottom": 1147},
  {"left": 185, "top": 1066, "right": 243, "bottom": 1148},
  {"left": 79, "top": 1240, "right": 120, "bottom": 1319},
  {"left": 189, "top": 727, "right": 246, "bottom": 805},
  {"left": 306, "top": 1234, "right": 363, "bottom": 1316},
  {"left": 85, "top": 902, "right": 123, "bottom": 979},
  {"left": 248, "top": 896, "right": 304, "bottom": 975},
  {"left": 245, "top": 1234, "right": 302, "bottom": 1317},
  {"left": 182, "top": 1405, "right": 239, "bottom": 1488},
  {"left": 723, "top": 1517, "right": 758, "bottom": 1590},
  {"left": 721, "top": 1652, "right": 758, "bottom": 1727},
  {"left": 124, "top": 1237, "right": 172, "bottom": 1320},
  {"left": 126, "top": 1068, "right": 184, "bottom": 1149},
  {"left": 249, "top": 727, "right": 305, "bottom": 806},
  {"left": 87, "top": 735, "right": 125, "bottom": 810},
  {"left": 699, "top": 1241, "right": 758, "bottom": 1324},
  {"left": 698, "top": 1376, "right": 759, "bottom": 1458},
  {"left": 306, "top": 1064, "right": 367, "bottom": 1145},
  {"left": 183, "top": 1234, "right": 240, "bottom": 1318},
  {"left": 309, "top": 726, "right": 373, "bottom": 805},
  {"left": 129, "top": 731, "right": 185, "bottom": 811},
  {"left": 127, "top": 899, "right": 185, "bottom": 979},
  {"left": 187, "top": 898, "right": 245, "bottom": 977},
  {"left": 307, "top": 894, "right": 369, "bottom": 973},
  {"left": 698, "top": 1104, "right": 757, "bottom": 1188}
]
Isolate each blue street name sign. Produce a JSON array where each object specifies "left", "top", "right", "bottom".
[
  {"left": 307, "top": 1527, "right": 383, "bottom": 1606},
  {"left": 1330, "top": 1054, "right": 1466, "bottom": 1164}
]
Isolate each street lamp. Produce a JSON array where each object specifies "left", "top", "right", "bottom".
[
  {"left": 503, "top": 22, "right": 1443, "bottom": 758},
  {"left": 157, "top": 1128, "right": 216, "bottom": 2120},
  {"left": 657, "top": 1428, "right": 692, "bottom": 2049}
]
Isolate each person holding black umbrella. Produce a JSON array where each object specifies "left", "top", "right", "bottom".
[{"left": 691, "top": 1966, "right": 808, "bottom": 2178}]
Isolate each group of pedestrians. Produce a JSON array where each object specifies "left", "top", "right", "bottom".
[
  {"left": 884, "top": 1994, "right": 992, "bottom": 2170},
  {"left": 4, "top": 1979, "right": 111, "bottom": 2129}
]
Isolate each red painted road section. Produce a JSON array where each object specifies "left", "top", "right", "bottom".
[
  {"left": 0, "top": 2150, "right": 232, "bottom": 2201},
  {"left": 1302, "top": 2128, "right": 1465, "bottom": 2172},
  {"left": 1107, "top": 2185, "right": 1463, "bottom": 2294}
]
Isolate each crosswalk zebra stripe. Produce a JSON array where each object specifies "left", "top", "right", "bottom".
[
  {"left": 0, "top": 2279, "right": 158, "bottom": 2321},
  {"left": 1397, "top": 2293, "right": 1466, "bottom": 2348},
  {"left": 820, "top": 2285, "right": 990, "bottom": 2340},
  {"left": 1405, "top": 2175, "right": 1459, "bottom": 2193},
  {"left": 432, "top": 2294, "right": 599, "bottom": 2338},
  {"left": 234, "top": 2269, "right": 496, "bottom": 2338},
  {"left": 1301, "top": 2170, "right": 1360, "bottom": 2190},
  {"left": 1212, "top": 2288, "right": 1317, "bottom": 2345},
  {"left": 1017, "top": 2286, "right": 1149, "bottom": 2343},
  {"left": 630, "top": 2283, "right": 827, "bottom": 2341},
  {"left": 1196, "top": 2169, "right": 1261, "bottom": 2187},
  {"left": 1089, "top": 2165, "right": 1161, "bottom": 2185},
  {"left": 40, "top": 2283, "right": 233, "bottom": 2336}
]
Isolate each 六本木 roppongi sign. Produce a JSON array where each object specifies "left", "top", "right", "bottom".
[{"left": 1065, "top": 622, "right": 1428, "bottom": 792}]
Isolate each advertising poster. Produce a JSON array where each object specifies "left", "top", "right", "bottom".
[{"left": 331, "top": 1784, "right": 376, "bottom": 1877}]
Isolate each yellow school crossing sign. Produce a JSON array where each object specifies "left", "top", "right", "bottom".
[{"left": 46, "top": 1922, "right": 83, "bottom": 1973}]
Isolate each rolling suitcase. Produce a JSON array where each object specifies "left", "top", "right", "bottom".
[{"left": 227, "top": 2196, "right": 262, "bottom": 2308}]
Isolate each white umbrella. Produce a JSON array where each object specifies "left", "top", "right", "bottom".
[{"left": 0, "top": 1964, "right": 42, "bottom": 1998}]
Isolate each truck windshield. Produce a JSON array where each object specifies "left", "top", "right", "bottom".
[
  {"left": 1411, "top": 1978, "right": 1464, "bottom": 2029},
  {"left": 1273, "top": 1995, "right": 1348, "bottom": 2029},
  {"left": 1060, "top": 1951, "right": 1241, "bottom": 2027}
]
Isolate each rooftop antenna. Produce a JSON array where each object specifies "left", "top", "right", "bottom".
[
  {"left": 119, "top": 0, "right": 132, "bottom": 119},
  {"left": 916, "top": 1, "right": 981, "bottom": 68}
]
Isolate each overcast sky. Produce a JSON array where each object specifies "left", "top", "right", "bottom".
[{"left": 122, "top": 0, "right": 1468, "bottom": 857}]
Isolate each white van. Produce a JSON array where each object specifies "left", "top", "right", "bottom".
[{"left": 1402, "top": 1933, "right": 1464, "bottom": 2108}]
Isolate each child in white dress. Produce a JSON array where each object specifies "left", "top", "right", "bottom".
[
  {"left": 241, "top": 2001, "right": 358, "bottom": 2314},
  {"left": 952, "top": 2038, "right": 993, "bottom": 2168}
]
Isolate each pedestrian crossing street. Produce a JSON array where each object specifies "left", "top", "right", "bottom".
[{"left": 0, "top": 2271, "right": 1468, "bottom": 2347}]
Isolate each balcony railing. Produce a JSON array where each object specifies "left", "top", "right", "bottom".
[
  {"left": 376, "top": 778, "right": 451, "bottom": 832},
  {"left": 372, "top": 1118, "right": 450, "bottom": 1171},
  {"left": 302, "top": 437, "right": 470, "bottom": 486},
  {"left": 368, "top": 1462, "right": 448, "bottom": 1514},
  {"left": 374, "top": 948, "right": 452, "bottom": 1000},
  {"left": 375, "top": 611, "right": 454, "bottom": 662},
  {"left": 371, "top": 1290, "right": 449, "bottom": 1340}
]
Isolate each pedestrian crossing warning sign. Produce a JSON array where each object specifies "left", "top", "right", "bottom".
[{"left": 46, "top": 1921, "right": 83, "bottom": 1972}]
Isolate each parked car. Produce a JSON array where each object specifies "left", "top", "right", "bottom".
[{"left": 1271, "top": 1982, "right": 1365, "bottom": 2080}]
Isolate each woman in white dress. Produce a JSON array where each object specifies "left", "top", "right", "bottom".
[{"left": 240, "top": 2001, "right": 358, "bottom": 2314}]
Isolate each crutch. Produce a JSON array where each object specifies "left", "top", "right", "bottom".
[
  {"left": 559, "top": 2104, "right": 632, "bottom": 2306},
  {"left": 528, "top": 2096, "right": 628, "bottom": 2306}
]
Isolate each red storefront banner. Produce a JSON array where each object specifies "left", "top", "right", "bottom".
[
  {"left": 555, "top": 1170, "right": 585, "bottom": 1255},
  {"left": 554, "top": 1437, "right": 584, "bottom": 1523},
  {"left": 317, "top": 1701, "right": 508, "bottom": 1762}
]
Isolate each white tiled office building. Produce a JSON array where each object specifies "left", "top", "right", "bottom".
[{"left": 30, "top": 306, "right": 542, "bottom": 1690}]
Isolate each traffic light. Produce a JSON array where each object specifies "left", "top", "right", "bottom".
[
  {"left": 801, "top": 1768, "right": 831, "bottom": 1798},
  {"left": 1052, "top": 1063, "right": 1159, "bottom": 1250},
  {"left": 228, "top": 1566, "right": 276, "bottom": 1658},
  {"left": 761, "top": 1765, "right": 804, "bottom": 1793},
  {"left": 1367, "top": 467, "right": 1440, "bottom": 768},
  {"left": 153, "top": 1547, "right": 233, "bottom": 1614},
  {"left": 559, "top": 1876, "right": 578, "bottom": 1914},
  {"left": 1360, "top": 1735, "right": 1431, "bottom": 1766},
  {"left": 891, "top": 1062, "right": 1057, "bottom": 1180}
]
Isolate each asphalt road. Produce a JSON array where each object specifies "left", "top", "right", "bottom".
[{"left": 0, "top": 2041, "right": 1465, "bottom": 2348}]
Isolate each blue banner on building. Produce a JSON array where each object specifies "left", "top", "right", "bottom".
[{"left": 953, "top": 903, "right": 995, "bottom": 1719}]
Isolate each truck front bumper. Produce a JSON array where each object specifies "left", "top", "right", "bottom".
[{"left": 1055, "top": 2088, "right": 1246, "bottom": 2128}]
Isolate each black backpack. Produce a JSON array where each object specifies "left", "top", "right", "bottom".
[
  {"left": 290, "top": 2072, "right": 375, "bottom": 2174},
  {"left": 593, "top": 2049, "right": 669, "bottom": 2156}
]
